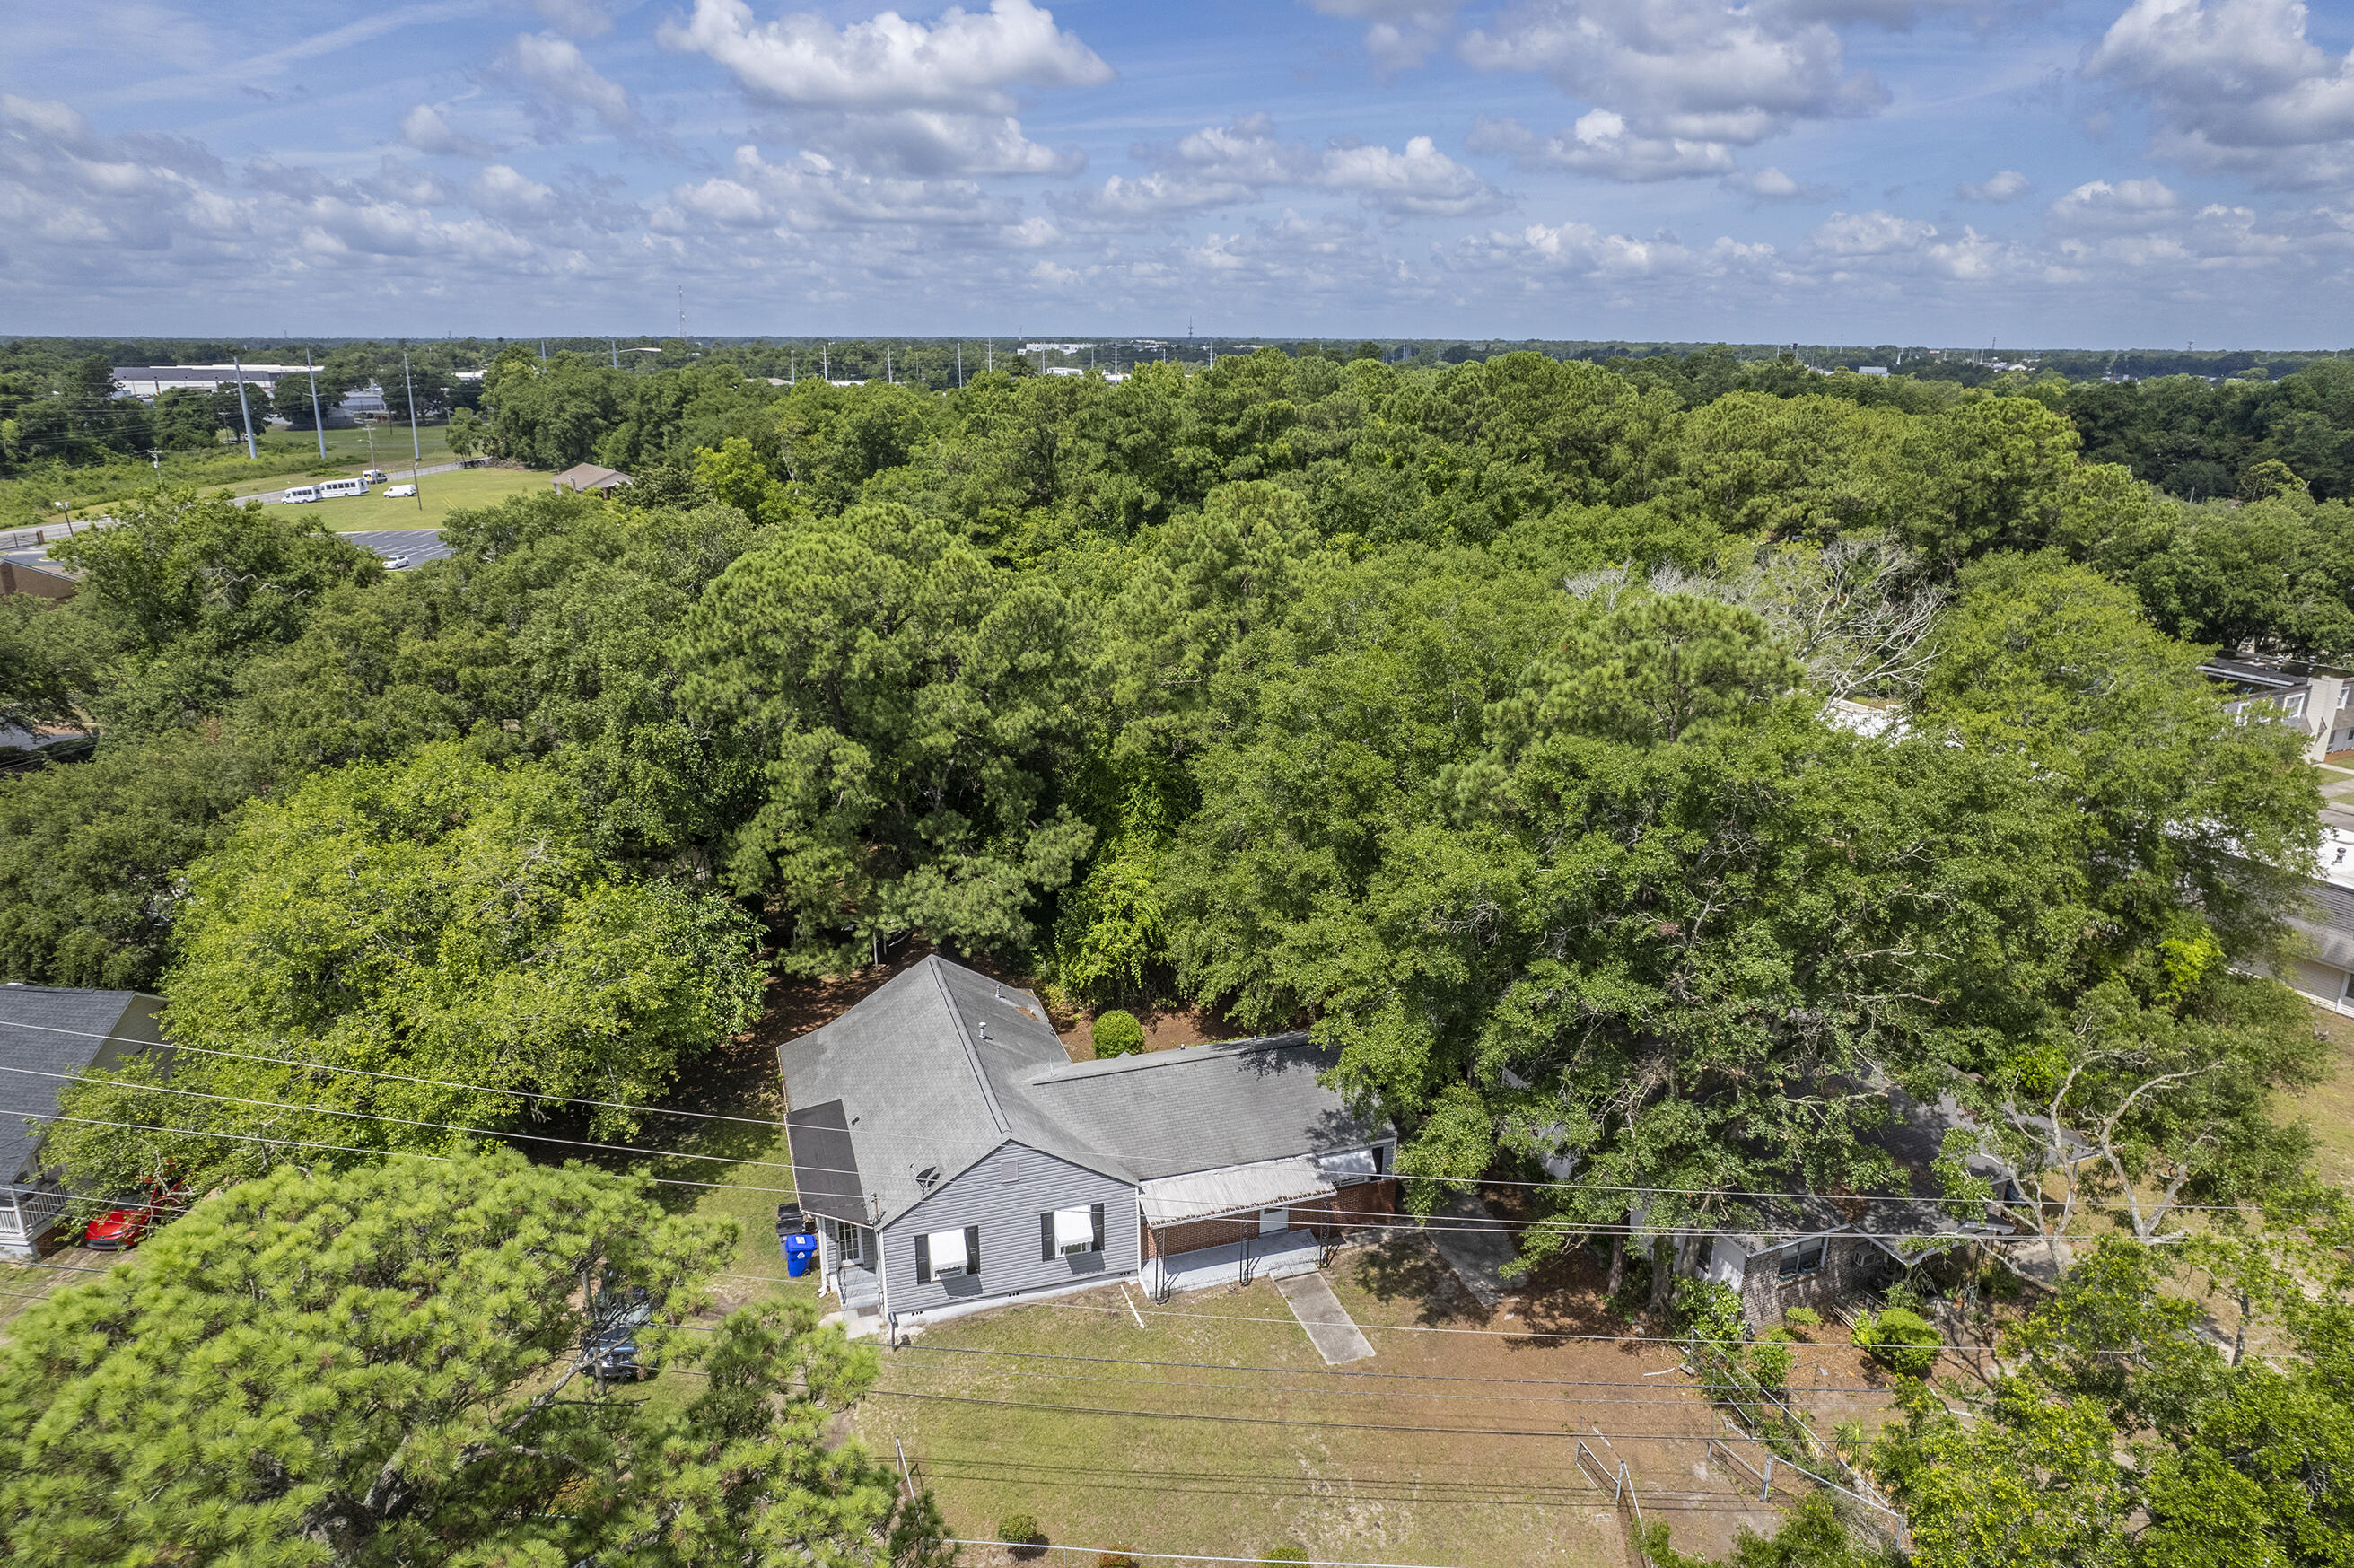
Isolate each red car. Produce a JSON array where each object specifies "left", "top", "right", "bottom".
[{"left": 83, "top": 1182, "right": 187, "bottom": 1251}]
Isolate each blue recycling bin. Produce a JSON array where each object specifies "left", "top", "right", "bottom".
[{"left": 783, "top": 1231, "right": 819, "bottom": 1278}]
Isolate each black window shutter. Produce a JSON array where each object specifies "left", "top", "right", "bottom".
[
  {"left": 965, "top": 1224, "right": 981, "bottom": 1281},
  {"left": 1041, "top": 1212, "right": 1055, "bottom": 1262},
  {"left": 1090, "top": 1202, "right": 1106, "bottom": 1252},
  {"left": 914, "top": 1233, "right": 932, "bottom": 1284}
]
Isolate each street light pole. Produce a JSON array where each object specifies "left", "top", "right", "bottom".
[
  {"left": 402, "top": 351, "right": 424, "bottom": 514},
  {"left": 231, "top": 356, "right": 258, "bottom": 460},
  {"left": 304, "top": 347, "right": 326, "bottom": 460}
]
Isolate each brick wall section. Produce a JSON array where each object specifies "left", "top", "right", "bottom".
[{"left": 1139, "top": 1179, "right": 1397, "bottom": 1261}]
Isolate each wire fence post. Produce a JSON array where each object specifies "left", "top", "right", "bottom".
[{"left": 895, "top": 1436, "right": 913, "bottom": 1502}]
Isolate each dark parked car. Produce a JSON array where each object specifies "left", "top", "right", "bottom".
[
  {"left": 582, "top": 1283, "right": 655, "bottom": 1382},
  {"left": 83, "top": 1181, "right": 188, "bottom": 1250}
]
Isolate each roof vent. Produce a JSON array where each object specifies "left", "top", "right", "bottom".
[
  {"left": 976, "top": 1021, "right": 988, "bottom": 1039},
  {"left": 914, "top": 1164, "right": 941, "bottom": 1193}
]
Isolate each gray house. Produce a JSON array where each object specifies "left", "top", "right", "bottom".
[
  {"left": 1687, "top": 1087, "right": 2019, "bottom": 1324},
  {"left": 779, "top": 956, "right": 1397, "bottom": 1331},
  {"left": 0, "top": 985, "right": 168, "bottom": 1258}
]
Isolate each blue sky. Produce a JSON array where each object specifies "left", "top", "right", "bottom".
[{"left": 4, "top": 0, "right": 2352, "bottom": 345}]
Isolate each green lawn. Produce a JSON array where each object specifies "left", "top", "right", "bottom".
[
  {"left": 327, "top": 467, "right": 554, "bottom": 531},
  {"left": 2296, "top": 1003, "right": 2354, "bottom": 1191},
  {"left": 853, "top": 1241, "right": 1724, "bottom": 1568}
]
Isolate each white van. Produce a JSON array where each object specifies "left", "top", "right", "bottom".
[
  {"left": 281, "top": 485, "right": 320, "bottom": 504},
  {"left": 361, "top": 469, "right": 387, "bottom": 484},
  {"left": 319, "top": 477, "right": 369, "bottom": 499},
  {"left": 383, "top": 483, "right": 417, "bottom": 498}
]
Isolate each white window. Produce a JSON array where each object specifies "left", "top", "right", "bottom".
[
  {"left": 1041, "top": 1204, "right": 1104, "bottom": 1258},
  {"left": 2284, "top": 694, "right": 2307, "bottom": 717},
  {"left": 918, "top": 1225, "right": 975, "bottom": 1282},
  {"left": 836, "top": 1223, "right": 867, "bottom": 1266}
]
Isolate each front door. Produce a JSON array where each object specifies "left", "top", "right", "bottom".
[{"left": 830, "top": 1219, "right": 881, "bottom": 1307}]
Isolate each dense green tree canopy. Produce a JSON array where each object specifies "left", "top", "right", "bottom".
[
  {"left": 50, "top": 743, "right": 763, "bottom": 1191},
  {"left": 0, "top": 1152, "right": 917, "bottom": 1568}
]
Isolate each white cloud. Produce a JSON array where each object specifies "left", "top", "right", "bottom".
[
  {"left": 660, "top": 0, "right": 1112, "bottom": 114},
  {"left": 510, "top": 31, "right": 647, "bottom": 140},
  {"left": 793, "top": 110, "right": 1081, "bottom": 177},
  {"left": 1301, "top": 0, "right": 1466, "bottom": 72},
  {"left": 1470, "top": 109, "right": 1736, "bottom": 180},
  {"left": 1723, "top": 164, "right": 1840, "bottom": 199},
  {"left": 1084, "top": 114, "right": 1503, "bottom": 217},
  {"left": 652, "top": 144, "right": 1018, "bottom": 232},
  {"left": 2087, "top": 0, "right": 2354, "bottom": 188},
  {"left": 1459, "top": 0, "right": 1886, "bottom": 150},
  {"left": 469, "top": 162, "right": 559, "bottom": 218},
  {"left": 2046, "top": 176, "right": 2181, "bottom": 230},
  {"left": 398, "top": 103, "right": 496, "bottom": 159},
  {"left": 1958, "top": 168, "right": 2029, "bottom": 201}
]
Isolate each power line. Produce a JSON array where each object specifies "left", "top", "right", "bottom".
[
  {"left": 0, "top": 1107, "right": 784, "bottom": 1199},
  {"left": 0, "top": 1062, "right": 794, "bottom": 1174},
  {"left": 870, "top": 1387, "right": 1727, "bottom": 1441},
  {"left": 0, "top": 1019, "right": 2252, "bottom": 1219},
  {"left": 877, "top": 1362, "right": 1868, "bottom": 1407},
  {"left": 888, "top": 1342, "right": 1897, "bottom": 1394},
  {"left": 0, "top": 1018, "right": 780, "bottom": 1126},
  {"left": 931, "top": 1537, "right": 1476, "bottom": 1568}
]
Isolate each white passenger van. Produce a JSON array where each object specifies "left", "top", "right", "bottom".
[
  {"left": 319, "top": 477, "right": 369, "bottom": 499},
  {"left": 362, "top": 469, "right": 387, "bottom": 484},
  {"left": 281, "top": 485, "right": 320, "bottom": 504}
]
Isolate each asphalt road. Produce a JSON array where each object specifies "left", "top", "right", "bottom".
[{"left": 346, "top": 530, "right": 453, "bottom": 569}]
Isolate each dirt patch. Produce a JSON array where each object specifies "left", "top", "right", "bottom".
[{"left": 1055, "top": 998, "right": 1262, "bottom": 1060}]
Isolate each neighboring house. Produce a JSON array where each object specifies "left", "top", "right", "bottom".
[
  {"left": 779, "top": 956, "right": 1397, "bottom": 1331},
  {"left": 551, "top": 463, "right": 632, "bottom": 495},
  {"left": 2280, "top": 879, "right": 2354, "bottom": 1015},
  {"left": 1685, "top": 1088, "right": 2017, "bottom": 1325},
  {"left": 2204, "top": 656, "right": 2354, "bottom": 762},
  {"left": 0, "top": 985, "right": 168, "bottom": 1258}
]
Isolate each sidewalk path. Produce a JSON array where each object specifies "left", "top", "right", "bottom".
[{"left": 1276, "top": 1269, "right": 1375, "bottom": 1364}]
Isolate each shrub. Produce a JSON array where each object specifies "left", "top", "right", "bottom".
[
  {"left": 998, "top": 1512, "right": 1045, "bottom": 1555},
  {"left": 1782, "top": 1306, "right": 1823, "bottom": 1328},
  {"left": 1098, "top": 1555, "right": 1141, "bottom": 1568},
  {"left": 1750, "top": 1327, "right": 1796, "bottom": 1388},
  {"left": 1853, "top": 1306, "right": 1941, "bottom": 1376},
  {"left": 1090, "top": 1009, "right": 1145, "bottom": 1058}
]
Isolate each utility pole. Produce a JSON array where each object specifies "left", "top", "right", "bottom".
[
  {"left": 232, "top": 356, "right": 258, "bottom": 460},
  {"left": 790, "top": 346, "right": 796, "bottom": 383},
  {"left": 610, "top": 337, "right": 618, "bottom": 369},
  {"left": 957, "top": 342, "right": 963, "bottom": 387},
  {"left": 304, "top": 346, "right": 326, "bottom": 460},
  {"left": 886, "top": 343, "right": 893, "bottom": 384},
  {"left": 986, "top": 340, "right": 993, "bottom": 372},
  {"left": 822, "top": 344, "right": 828, "bottom": 381},
  {"left": 401, "top": 351, "right": 424, "bottom": 513}
]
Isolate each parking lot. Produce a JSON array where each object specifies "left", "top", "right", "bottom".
[{"left": 344, "top": 530, "right": 453, "bottom": 569}]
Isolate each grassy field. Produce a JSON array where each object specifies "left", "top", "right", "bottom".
[
  {"left": 4, "top": 424, "right": 463, "bottom": 528},
  {"left": 852, "top": 1236, "right": 1816, "bottom": 1568},
  {"left": 2294, "top": 1002, "right": 2354, "bottom": 1191},
  {"left": 322, "top": 467, "right": 553, "bottom": 531}
]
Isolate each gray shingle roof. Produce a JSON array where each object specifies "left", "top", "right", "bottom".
[
  {"left": 1023, "top": 1037, "right": 1390, "bottom": 1181},
  {"left": 0, "top": 986, "right": 163, "bottom": 1187},
  {"left": 775, "top": 957, "right": 1396, "bottom": 1223}
]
